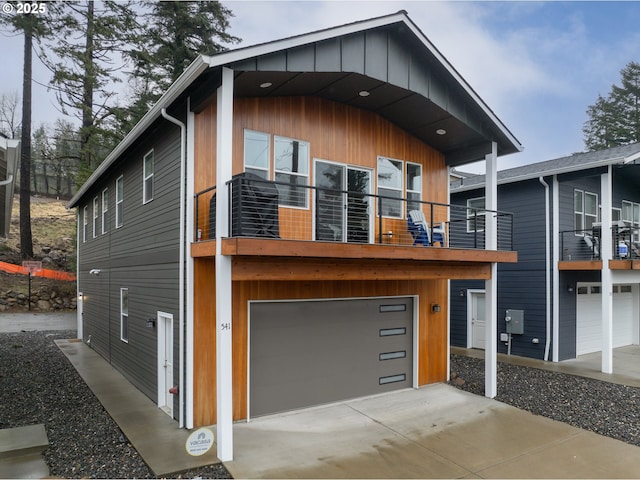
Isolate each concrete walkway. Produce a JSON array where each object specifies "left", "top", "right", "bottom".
[{"left": 0, "top": 311, "right": 76, "bottom": 333}]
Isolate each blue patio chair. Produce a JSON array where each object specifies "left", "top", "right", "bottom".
[{"left": 408, "top": 210, "right": 431, "bottom": 246}]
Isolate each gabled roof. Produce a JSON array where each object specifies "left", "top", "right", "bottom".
[
  {"left": 69, "top": 10, "right": 522, "bottom": 208},
  {"left": 451, "top": 142, "right": 640, "bottom": 193}
]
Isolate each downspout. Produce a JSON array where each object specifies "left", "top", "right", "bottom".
[
  {"left": 539, "top": 177, "right": 551, "bottom": 361},
  {"left": 0, "top": 174, "right": 13, "bottom": 186},
  {"left": 161, "top": 107, "right": 186, "bottom": 428}
]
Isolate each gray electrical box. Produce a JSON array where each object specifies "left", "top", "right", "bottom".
[{"left": 505, "top": 309, "right": 524, "bottom": 335}]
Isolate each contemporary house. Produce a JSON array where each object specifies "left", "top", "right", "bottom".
[
  {"left": 450, "top": 143, "right": 640, "bottom": 373},
  {"left": 0, "top": 135, "right": 19, "bottom": 238},
  {"left": 67, "top": 11, "right": 522, "bottom": 460}
]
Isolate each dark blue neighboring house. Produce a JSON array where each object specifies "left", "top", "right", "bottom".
[{"left": 450, "top": 143, "right": 640, "bottom": 372}]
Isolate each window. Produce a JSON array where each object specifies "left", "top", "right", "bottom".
[
  {"left": 467, "top": 197, "right": 485, "bottom": 232},
  {"left": 143, "top": 150, "right": 154, "bottom": 204},
  {"left": 244, "top": 130, "right": 270, "bottom": 179},
  {"left": 92, "top": 197, "right": 99, "bottom": 238},
  {"left": 406, "top": 162, "right": 422, "bottom": 213},
  {"left": 116, "top": 175, "right": 124, "bottom": 228},
  {"left": 82, "top": 205, "right": 88, "bottom": 242},
  {"left": 120, "top": 288, "right": 129, "bottom": 342},
  {"left": 574, "top": 189, "right": 598, "bottom": 235},
  {"left": 274, "top": 136, "right": 309, "bottom": 207},
  {"left": 622, "top": 200, "right": 640, "bottom": 242},
  {"left": 101, "top": 189, "right": 108, "bottom": 234},
  {"left": 377, "top": 156, "right": 403, "bottom": 218}
]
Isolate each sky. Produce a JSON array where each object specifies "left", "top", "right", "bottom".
[{"left": 2, "top": 1, "right": 640, "bottom": 172}]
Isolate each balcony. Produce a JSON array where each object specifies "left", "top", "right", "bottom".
[
  {"left": 192, "top": 174, "right": 516, "bottom": 276},
  {"left": 560, "top": 222, "right": 640, "bottom": 270}
]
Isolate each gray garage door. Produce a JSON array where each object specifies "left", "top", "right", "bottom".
[{"left": 250, "top": 297, "right": 413, "bottom": 417}]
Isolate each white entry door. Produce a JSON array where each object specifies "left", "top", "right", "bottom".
[
  {"left": 157, "top": 312, "right": 174, "bottom": 417},
  {"left": 470, "top": 291, "right": 486, "bottom": 349}
]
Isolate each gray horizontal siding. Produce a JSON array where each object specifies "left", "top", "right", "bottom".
[{"left": 76, "top": 117, "right": 183, "bottom": 413}]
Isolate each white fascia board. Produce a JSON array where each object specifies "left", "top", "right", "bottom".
[
  {"left": 67, "top": 56, "right": 209, "bottom": 209},
  {"left": 623, "top": 150, "right": 640, "bottom": 164},
  {"left": 452, "top": 155, "right": 631, "bottom": 193}
]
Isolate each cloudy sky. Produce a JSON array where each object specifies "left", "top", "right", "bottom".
[{"left": 2, "top": 1, "right": 640, "bottom": 171}]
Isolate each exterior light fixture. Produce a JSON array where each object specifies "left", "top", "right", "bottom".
[
  {"left": 89, "top": 269, "right": 101, "bottom": 276},
  {"left": 259, "top": 82, "right": 272, "bottom": 88},
  {"left": 431, "top": 304, "right": 441, "bottom": 313},
  {"left": 436, "top": 129, "right": 447, "bottom": 135},
  {"left": 358, "top": 90, "right": 370, "bottom": 97},
  {"left": 146, "top": 318, "right": 156, "bottom": 328},
  {"left": 459, "top": 289, "right": 466, "bottom": 297},
  {"left": 567, "top": 284, "right": 574, "bottom": 293}
]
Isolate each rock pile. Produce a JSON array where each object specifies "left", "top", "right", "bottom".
[{"left": 0, "top": 286, "right": 77, "bottom": 312}]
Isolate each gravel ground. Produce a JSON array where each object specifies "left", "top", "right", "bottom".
[
  {"left": 449, "top": 354, "right": 640, "bottom": 446},
  {"left": 0, "top": 330, "right": 231, "bottom": 479},
  {"left": 5, "top": 330, "right": 640, "bottom": 478}
]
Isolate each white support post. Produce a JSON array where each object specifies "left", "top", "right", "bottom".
[
  {"left": 185, "top": 100, "right": 195, "bottom": 429},
  {"left": 484, "top": 142, "right": 498, "bottom": 398},
  {"left": 215, "top": 67, "right": 234, "bottom": 461},
  {"left": 601, "top": 166, "right": 613, "bottom": 374}
]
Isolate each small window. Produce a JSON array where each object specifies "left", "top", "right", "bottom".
[
  {"left": 92, "top": 197, "right": 99, "bottom": 238},
  {"left": 120, "top": 288, "right": 129, "bottom": 342},
  {"left": 116, "top": 175, "right": 124, "bottom": 228},
  {"left": 577, "top": 286, "right": 589, "bottom": 294},
  {"left": 244, "top": 130, "right": 270, "bottom": 179},
  {"left": 377, "top": 156, "right": 403, "bottom": 218},
  {"left": 585, "top": 192, "right": 598, "bottom": 230},
  {"left": 143, "top": 150, "right": 154, "bottom": 204},
  {"left": 574, "top": 190, "right": 584, "bottom": 234},
  {"left": 620, "top": 285, "right": 632, "bottom": 293},
  {"left": 101, "top": 189, "right": 108, "bottom": 234},
  {"left": 406, "top": 162, "right": 422, "bottom": 213},
  {"left": 274, "top": 136, "right": 309, "bottom": 208},
  {"left": 82, "top": 205, "right": 88, "bottom": 242},
  {"left": 591, "top": 285, "right": 601, "bottom": 294},
  {"left": 467, "top": 197, "right": 486, "bottom": 232}
]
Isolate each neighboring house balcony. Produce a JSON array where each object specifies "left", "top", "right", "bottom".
[
  {"left": 191, "top": 174, "right": 516, "bottom": 281},
  {"left": 560, "top": 221, "right": 640, "bottom": 271}
]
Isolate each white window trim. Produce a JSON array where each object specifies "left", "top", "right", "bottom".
[
  {"left": 143, "top": 149, "right": 154, "bottom": 204},
  {"left": 585, "top": 191, "right": 598, "bottom": 231},
  {"left": 273, "top": 135, "right": 310, "bottom": 209},
  {"left": 466, "top": 196, "right": 486, "bottom": 233},
  {"left": 92, "top": 197, "right": 99, "bottom": 238},
  {"left": 377, "top": 156, "right": 404, "bottom": 219},
  {"left": 116, "top": 175, "right": 124, "bottom": 228},
  {"left": 622, "top": 200, "right": 640, "bottom": 242},
  {"left": 120, "top": 288, "right": 129, "bottom": 343},
  {"left": 82, "top": 205, "right": 88, "bottom": 242},
  {"left": 243, "top": 129, "right": 270, "bottom": 179},
  {"left": 101, "top": 188, "right": 109, "bottom": 234},
  {"left": 406, "top": 161, "right": 422, "bottom": 212}
]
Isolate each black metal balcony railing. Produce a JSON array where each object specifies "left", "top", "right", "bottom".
[
  {"left": 194, "top": 174, "right": 514, "bottom": 251},
  {"left": 561, "top": 223, "right": 640, "bottom": 261}
]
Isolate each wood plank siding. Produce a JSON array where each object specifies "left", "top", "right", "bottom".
[
  {"left": 193, "top": 258, "right": 449, "bottom": 425},
  {"left": 193, "top": 96, "right": 448, "bottom": 241}
]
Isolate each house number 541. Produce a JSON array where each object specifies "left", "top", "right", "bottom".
[{"left": 220, "top": 323, "right": 231, "bottom": 331}]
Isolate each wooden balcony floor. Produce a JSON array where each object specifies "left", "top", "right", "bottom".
[{"left": 191, "top": 238, "right": 517, "bottom": 281}]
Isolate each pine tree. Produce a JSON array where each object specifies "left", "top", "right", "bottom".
[
  {"left": 122, "top": 1, "right": 240, "bottom": 120},
  {"left": 584, "top": 62, "right": 640, "bottom": 151},
  {"left": 0, "top": 4, "right": 52, "bottom": 259},
  {"left": 40, "top": 1, "right": 138, "bottom": 176}
]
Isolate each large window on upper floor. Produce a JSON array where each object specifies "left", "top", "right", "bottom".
[
  {"left": 574, "top": 189, "right": 598, "bottom": 235},
  {"left": 143, "top": 150, "right": 154, "bottom": 204},
  {"left": 243, "top": 130, "right": 310, "bottom": 208},
  {"left": 274, "top": 136, "right": 309, "bottom": 208},
  {"left": 622, "top": 200, "right": 640, "bottom": 242},
  {"left": 377, "top": 156, "right": 403, "bottom": 218},
  {"left": 466, "top": 197, "right": 485, "bottom": 232},
  {"left": 101, "top": 189, "right": 109, "bottom": 234},
  {"left": 116, "top": 175, "right": 124, "bottom": 228},
  {"left": 92, "top": 197, "right": 99, "bottom": 238},
  {"left": 406, "top": 162, "right": 422, "bottom": 213},
  {"left": 82, "top": 205, "right": 88, "bottom": 242}
]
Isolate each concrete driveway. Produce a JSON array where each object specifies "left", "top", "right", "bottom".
[{"left": 225, "top": 384, "right": 640, "bottom": 478}]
